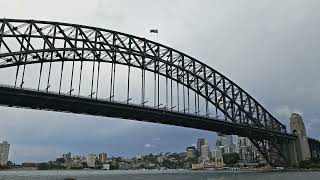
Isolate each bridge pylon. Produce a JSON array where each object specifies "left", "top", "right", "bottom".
[{"left": 289, "top": 113, "right": 311, "bottom": 166}]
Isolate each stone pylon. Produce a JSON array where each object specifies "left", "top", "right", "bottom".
[{"left": 290, "top": 113, "right": 311, "bottom": 162}]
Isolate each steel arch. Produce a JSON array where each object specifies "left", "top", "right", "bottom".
[
  {"left": 0, "top": 18, "right": 286, "bottom": 134},
  {"left": 0, "top": 18, "right": 302, "bottom": 167}
]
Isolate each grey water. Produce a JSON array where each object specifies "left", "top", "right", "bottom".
[{"left": 0, "top": 170, "right": 319, "bottom": 180}]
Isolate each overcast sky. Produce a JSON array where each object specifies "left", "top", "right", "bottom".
[{"left": 0, "top": 0, "right": 320, "bottom": 163}]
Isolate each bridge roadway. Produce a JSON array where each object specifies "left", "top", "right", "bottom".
[{"left": 0, "top": 85, "right": 295, "bottom": 141}]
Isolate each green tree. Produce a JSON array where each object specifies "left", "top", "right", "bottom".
[
  {"left": 95, "top": 160, "right": 102, "bottom": 169},
  {"left": 37, "top": 163, "right": 49, "bottom": 170},
  {"left": 110, "top": 162, "right": 119, "bottom": 170},
  {"left": 82, "top": 162, "right": 88, "bottom": 168},
  {"left": 6, "top": 161, "right": 13, "bottom": 166},
  {"left": 0, "top": 164, "right": 10, "bottom": 169},
  {"left": 223, "top": 153, "right": 240, "bottom": 165},
  {"left": 56, "top": 158, "right": 65, "bottom": 164},
  {"left": 310, "top": 158, "right": 320, "bottom": 164},
  {"left": 161, "top": 159, "right": 175, "bottom": 169},
  {"left": 299, "top": 158, "right": 320, "bottom": 169}
]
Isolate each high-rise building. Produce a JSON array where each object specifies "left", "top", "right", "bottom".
[
  {"left": 0, "top": 141, "right": 10, "bottom": 165},
  {"left": 200, "top": 141, "right": 210, "bottom": 162},
  {"left": 186, "top": 146, "right": 196, "bottom": 159},
  {"left": 86, "top": 154, "right": 96, "bottom": 168},
  {"left": 98, "top": 152, "right": 107, "bottom": 164},
  {"left": 197, "top": 138, "right": 205, "bottom": 156},
  {"left": 216, "top": 134, "right": 235, "bottom": 154}
]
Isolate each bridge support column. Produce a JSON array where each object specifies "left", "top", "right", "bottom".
[
  {"left": 290, "top": 113, "right": 311, "bottom": 164},
  {"left": 288, "top": 139, "right": 299, "bottom": 166}
]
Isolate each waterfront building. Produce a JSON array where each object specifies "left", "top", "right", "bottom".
[
  {"left": 0, "top": 141, "right": 10, "bottom": 165},
  {"left": 191, "top": 163, "right": 204, "bottom": 170},
  {"left": 210, "top": 149, "right": 223, "bottom": 163},
  {"left": 102, "top": 163, "right": 110, "bottom": 170},
  {"left": 98, "top": 152, "right": 107, "bottom": 163},
  {"left": 86, "top": 154, "right": 96, "bottom": 168}
]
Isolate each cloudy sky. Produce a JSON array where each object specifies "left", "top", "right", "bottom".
[{"left": 0, "top": 0, "right": 320, "bottom": 163}]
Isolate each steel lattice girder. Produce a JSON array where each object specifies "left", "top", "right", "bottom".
[
  {"left": 0, "top": 18, "right": 287, "bottom": 134},
  {"left": 249, "top": 136, "right": 292, "bottom": 166}
]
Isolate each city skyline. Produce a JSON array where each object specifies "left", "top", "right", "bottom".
[
  {"left": 21, "top": 136, "right": 252, "bottom": 170},
  {"left": 0, "top": 134, "right": 278, "bottom": 165},
  {"left": 11, "top": 137, "right": 226, "bottom": 170},
  {"left": 1, "top": 0, "right": 320, "bottom": 164}
]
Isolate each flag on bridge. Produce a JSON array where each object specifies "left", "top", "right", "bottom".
[{"left": 150, "top": 29, "right": 158, "bottom": 33}]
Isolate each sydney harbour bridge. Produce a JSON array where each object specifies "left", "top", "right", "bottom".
[{"left": 0, "top": 19, "right": 319, "bottom": 167}]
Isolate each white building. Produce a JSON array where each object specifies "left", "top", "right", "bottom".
[
  {"left": 98, "top": 152, "right": 107, "bottom": 164},
  {"left": 102, "top": 163, "right": 110, "bottom": 170},
  {"left": 186, "top": 146, "right": 197, "bottom": 159},
  {"left": 210, "top": 149, "right": 223, "bottom": 163},
  {"left": 0, "top": 141, "right": 10, "bottom": 165},
  {"left": 86, "top": 154, "right": 96, "bottom": 168}
]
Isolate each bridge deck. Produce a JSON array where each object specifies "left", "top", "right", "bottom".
[{"left": 0, "top": 86, "right": 295, "bottom": 140}]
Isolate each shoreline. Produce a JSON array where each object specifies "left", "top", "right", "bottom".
[{"left": 1, "top": 168, "right": 320, "bottom": 172}]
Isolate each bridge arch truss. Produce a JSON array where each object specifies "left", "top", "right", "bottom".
[{"left": 0, "top": 19, "right": 294, "bottom": 166}]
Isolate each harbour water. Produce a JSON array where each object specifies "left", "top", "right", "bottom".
[{"left": 0, "top": 170, "right": 319, "bottom": 180}]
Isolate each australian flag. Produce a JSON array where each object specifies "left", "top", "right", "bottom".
[{"left": 150, "top": 29, "right": 158, "bottom": 33}]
